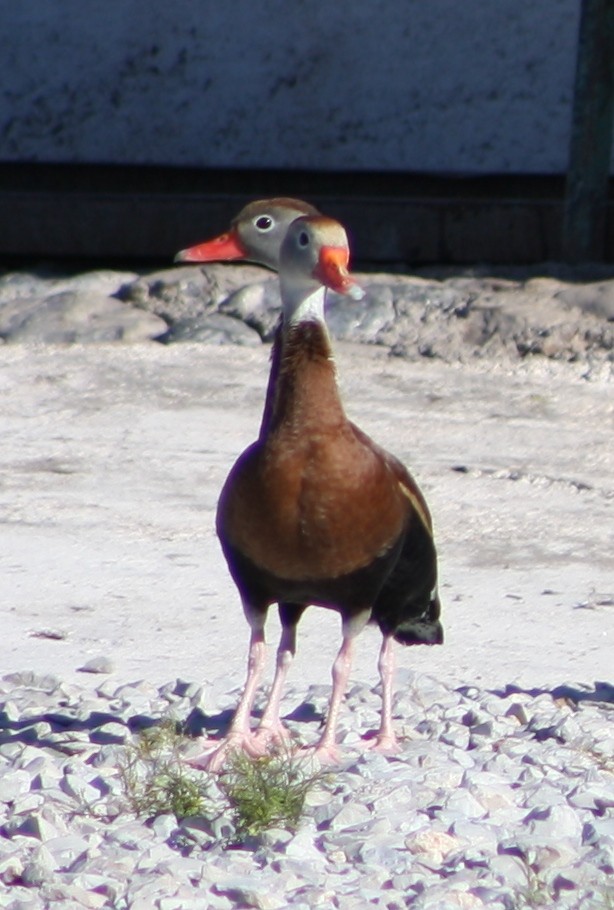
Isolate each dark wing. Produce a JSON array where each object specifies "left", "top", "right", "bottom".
[{"left": 348, "top": 422, "right": 443, "bottom": 646}]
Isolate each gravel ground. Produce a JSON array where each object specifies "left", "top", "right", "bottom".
[{"left": 1, "top": 670, "right": 613, "bottom": 910}]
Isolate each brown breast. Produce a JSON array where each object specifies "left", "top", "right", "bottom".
[
  {"left": 218, "top": 422, "right": 408, "bottom": 581},
  {"left": 217, "top": 321, "right": 409, "bottom": 582}
]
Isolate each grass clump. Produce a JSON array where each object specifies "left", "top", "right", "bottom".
[
  {"left": 219, "top": 748, "right": 324, "bottom": 839},
  {"left": 119, "top": 719, "right": 210, "bottom": 820},
  {"left": 119, "top": 720, "right": 326, "bottom": 840}
]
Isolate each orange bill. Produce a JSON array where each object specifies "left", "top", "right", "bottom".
[
  {"left": 314, "top": 246, "right": 364, "bottom": 299},
  {"left": 175, "top": 229, "right": 246, "bottom": 263}
]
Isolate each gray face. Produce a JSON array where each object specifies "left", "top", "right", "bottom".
[
  {"left": 234, "top": 198, "right": 320, "bottom": 270},
  {"left": 278, "top": 215, "right": 363, "bottom": 318}
]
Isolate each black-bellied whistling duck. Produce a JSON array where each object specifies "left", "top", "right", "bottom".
[
  {"left": 175, "top": 197, "right": 320, "bottom": 271},
  {"left": 189, "top": 215, "right": 442, "bottom": 770}
]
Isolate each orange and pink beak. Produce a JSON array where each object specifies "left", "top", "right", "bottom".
[
  {"left": 175, "top": 229, "right": 247, "bottom": 263},
  {"left": 314, "top": 246, "right": 364, "bottom": 300}
]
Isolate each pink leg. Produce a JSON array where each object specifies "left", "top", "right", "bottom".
[
  {"left": 187, "top": 626, "right": 267, "bottom": 772},
  {"left": 251, "top": 624, "right": 297, "bottom": 752},
  {"left": 309, "top": 634, "right": 356, "bottom": 765},
  {"left": 367, "top": 635, "right": 401, "bottom": 753}
]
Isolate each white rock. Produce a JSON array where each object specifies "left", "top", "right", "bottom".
[
  {"left": 582, "top": 817, "right": 614, "bottom": 845},
  {"left": 449, "top": 818, "right": 499, "bottom": 855},
  {"left": 0, "top": 769, "right": 31, "bottom": 802},
  {"left": 284, "top": 827, "right": 326, "bottom": 866},
  {"left": 0, "top": 847, "right": 24, "bottom": 884},
  {"left": 3, "top": 811, "right": 59, "bottom": 841},
  {"left": 524, "top": 803, "right": 583, "bottom": 840},
  {"left": 44, "top": 832, "right": 92, "bottom": 867},
  {"left": 0, "top": 291, "right": 167, "bottom": 344},
  {"left": 330, "top": 800, "right": 373, "bottom": 830},
  {"left": 406, "top": 827, "right": 460, "bottom": 866},
  {"left": 150, "top": 812, "right": 178, "bottom": 840},
  {"left": 443, "top": 788, "right": 487, "bottom": 820},
  {"left": 20, "top": 844, "right": 56, "bottom": 886},
  {"left": 60, "top": 772, "right": 103, "bottom": 806},
  {"left": 78, "top": 656, "right": 115, "bottom": 674}
]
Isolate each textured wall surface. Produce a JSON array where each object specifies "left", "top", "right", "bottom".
[{"left": 0, "top": 0, "right": 600, "bottom": 174}]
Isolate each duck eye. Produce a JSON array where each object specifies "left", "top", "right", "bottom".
[
  {"left": 297, "top": 230, "right": 309, "bottom": 248},
  {"left": 254, "top": 215, "right": 273, "bottom": 232}
]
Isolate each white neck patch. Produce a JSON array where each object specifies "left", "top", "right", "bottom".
[{"left": 283, "top": 285, "right": 327, "bottom": 328}]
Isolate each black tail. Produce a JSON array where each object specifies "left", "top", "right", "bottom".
[{"left": 392, "top": 593, "right": 443, "bottom": 646}]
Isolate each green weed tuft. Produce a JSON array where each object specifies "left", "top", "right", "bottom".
[
  {"left": 119, "top": 719, "right": 210, "bottom": 820},
  {"left": 219, "top": 748, "right": 324, "bottom": 838},
  {"left": 119, "top": 721, "right": 327, "bottom": 839}
]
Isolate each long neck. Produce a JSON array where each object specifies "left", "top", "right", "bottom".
[
  {"left": 262, "top": 317, "right": 346, "bottom": 437},
  {"left": 280, "top": 279, "right": 326, "bottom": 327}
]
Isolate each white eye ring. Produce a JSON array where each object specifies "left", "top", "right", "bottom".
[
  {"left": 254, "top": 215, "right": 274, "bottom": 232},
  {"left": 297, "top": 230, "right": 310, "bottom": 248}
]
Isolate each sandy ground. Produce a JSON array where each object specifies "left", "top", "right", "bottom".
[{"left": 1, "top": 341, "right": 612, "bottom": 705}]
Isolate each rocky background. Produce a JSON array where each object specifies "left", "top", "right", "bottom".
[{"left": 0, "top": 261, "right": 613, "bottom": 366}]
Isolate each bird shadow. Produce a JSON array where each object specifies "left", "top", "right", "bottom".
[
  {"left": 1, "top": 680, "right": 610, "bottom": 756},
  {"left": 490, "top": 679, "right": 614, "bottom": 705},
  {"left": 181, "top": 706, "right": 235, "bottom": 738},
  {"left": 181, "top": 701, "right": 324, "bottom": 740},
  {"left": 0, "top": 708, "right": 166, "bottom": 751},
  {"left": 0, "top": 697, "right": 323, "bottom": 754}
]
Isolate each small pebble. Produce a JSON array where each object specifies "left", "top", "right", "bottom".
[{"left": 78, "top": 656, "right": 115, "bottom": 675}]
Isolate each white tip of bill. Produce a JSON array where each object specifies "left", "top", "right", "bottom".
[{"left": 348, "top": 283, "right": 366, "bottom": 301}]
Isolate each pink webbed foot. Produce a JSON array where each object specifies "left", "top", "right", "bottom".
[
  {"left": 362, "top": 730, "right": 402, "bottom": 755},
  {"left": 186, "top": 723, "right": 298, "bottom": 772},
  {"left": 249, "top": 721, "right": 293, "bottom": 756},
  {"left": 311, "top": 745, "right": 343, "bottom": 766},
  {"left": 301, "top": 737, "right": 344, "bottom": 766},
  {"left": 186, "top": 627, "right": 270, "bottom": 771},
  {"left": 185, "top": 732, "right": 259, "bottom": 773},
  {"left": 185, "top": 722, "right": 294, "bottom": 771}
]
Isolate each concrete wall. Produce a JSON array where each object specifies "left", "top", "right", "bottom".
[{"left": 1, "top": 1, "right": 601, "bottom": 176}]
